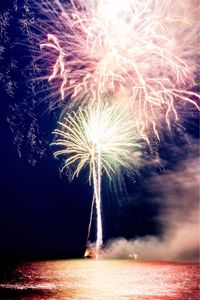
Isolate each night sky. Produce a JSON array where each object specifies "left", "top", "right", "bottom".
[{"left": 0, "top": 0, "right": 199, "bottom": 261}]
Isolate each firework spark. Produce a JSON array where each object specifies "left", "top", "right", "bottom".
[
  {"left": 39, "top": 0, "right": 199, "bottom": 141},
  {"left": 52, "top": 102, "right": 141, "bottom": 257}
]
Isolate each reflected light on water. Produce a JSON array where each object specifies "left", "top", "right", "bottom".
[{"left": 0, "top": 260, "right": 199, "bottom": 299}]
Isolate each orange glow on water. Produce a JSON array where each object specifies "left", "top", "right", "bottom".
[
  {"left": 84, "top": 246, "right": 103, "bottom": 259},
  {"left": 0, "top": 260, "right": 198, "bottom": 299}
]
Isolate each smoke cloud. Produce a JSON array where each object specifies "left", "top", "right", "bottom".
[{"left": 104, "top": 142, "right": 199, "bottom": 261}]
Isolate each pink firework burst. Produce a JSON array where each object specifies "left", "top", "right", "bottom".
[{"left": 36, "top": 0, "right": 199, "bottom": 140}]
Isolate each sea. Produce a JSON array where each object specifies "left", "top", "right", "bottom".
[{"left": 0, "top": 260, "right": 199, "bottom": 299}]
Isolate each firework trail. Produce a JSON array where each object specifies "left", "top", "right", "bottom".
[
  {"left": 39, "top": 0, "right": 199, "bottom": 141},
  {"left": 52, "top": 102, "right": 141, "bottom": 257}
]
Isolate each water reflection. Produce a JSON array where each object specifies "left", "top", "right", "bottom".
[{"left": 0, "top": 260, "right": 199, "bottom": 299}]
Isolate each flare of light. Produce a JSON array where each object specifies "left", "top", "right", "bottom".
[{"left": 52, "top": 102, "right": 141, "bottom": 257}]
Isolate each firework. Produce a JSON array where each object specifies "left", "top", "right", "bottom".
[
  {"left": 39, "top": 0, "right": 199, "bottom": 141},
  {"left": 33, "top": 0, "right": 200, "bottom": 257},
  {"left": 52, "top": 102, "right": 141, "bottom": 257}
]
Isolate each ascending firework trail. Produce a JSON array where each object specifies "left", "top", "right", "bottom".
[{"left": 52, "top": 102, "right": 141, "bottom": 257}]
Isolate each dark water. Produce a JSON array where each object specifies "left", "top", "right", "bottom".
[{"left": 0, "top": 260, "right": 199, "bottom": 299}]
